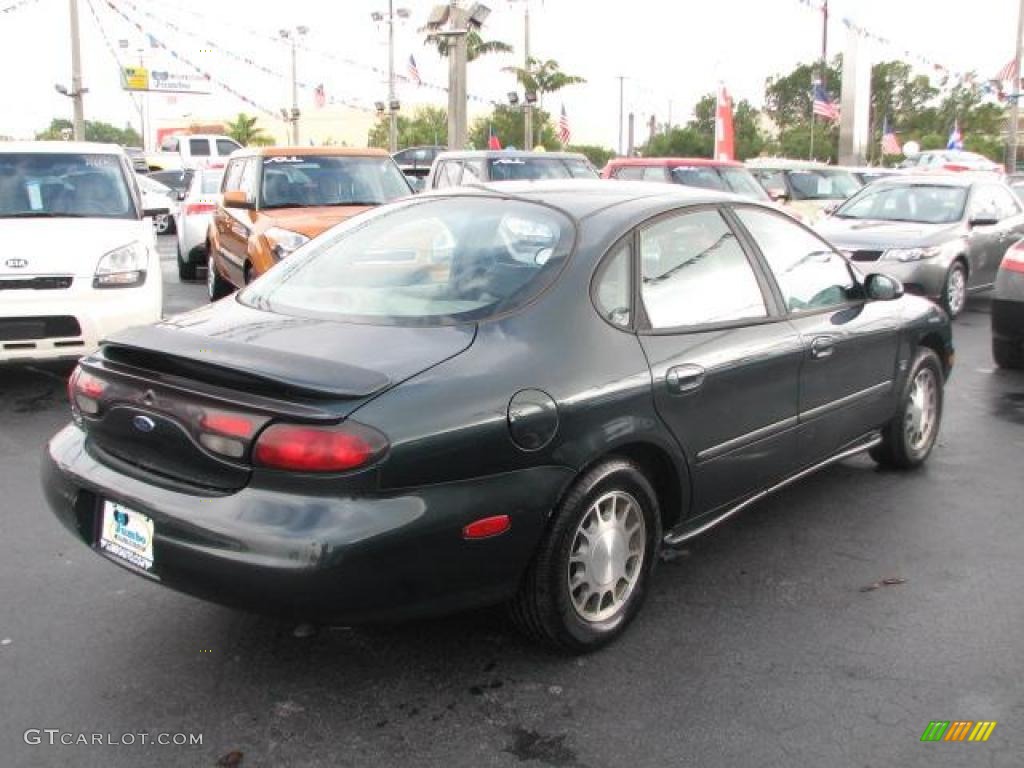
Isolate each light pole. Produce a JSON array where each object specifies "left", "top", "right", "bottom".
[
  {"left": 372, "top": 4, "right": 410, "bottom": 153},
  {"left": 1008, "top": 0, "right": 1024, "bottom": 173},
  {"left": 617, "top": 75, "right": 626, "bottom": 156},
  {"left": 279, "top": 26, "right": 308, "bottom": 145},
  {"left": 426, "top": 2, "right": 490, "bottom": 151},
  {"left": 62, "top": 0, "right": 86, "bottom": 140},
  {"left": 509, "top": 0, "right": 533, "bottom": 148}
]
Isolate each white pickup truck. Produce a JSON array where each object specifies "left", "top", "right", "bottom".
[{"left": 144, "top": 134, "right": 241, "bottom": 172}]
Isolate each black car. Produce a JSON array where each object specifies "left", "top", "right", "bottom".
[
  {"left": 993, "top": 239, "right": 1024, "bottom": 368},
  {"left": 44, "top": 181, "right": 953, "bottom": 652}
]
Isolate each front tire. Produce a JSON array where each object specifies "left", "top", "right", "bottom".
[
  {"left": 942, "top": 262, "right": 967, "bottom": 318},
  {"left": 871, "top": 348, "right": 944, "bottom": 469},
  {"left": 508, "top": 458, "right": 661, "bottom": 653}
]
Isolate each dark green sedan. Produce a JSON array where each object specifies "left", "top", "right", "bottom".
[{"left": 43, "top": 181, "right": 953, "bottom": 652}]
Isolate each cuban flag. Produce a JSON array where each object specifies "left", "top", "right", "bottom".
[
  {"left": 947, "top": 121, "right": 963, "bottom": 150},
  {"left": 487, "top": 124, "right": 501, "bottom": 150}
]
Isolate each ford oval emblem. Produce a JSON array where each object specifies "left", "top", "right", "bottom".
[
  {"left": 132, "top": 415, "right": 156, "bottom": 433},
  {"left": 5, "top": 258, "right": 28, "bottom": 269}
]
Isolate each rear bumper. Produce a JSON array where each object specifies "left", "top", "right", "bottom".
[
  {"left": 42, "top": 423, "right": 573, "bottom": 623},
  {"left": 176, "top": 214, "right": 212, "bottom": 262},
  {"left": 1, "top": 282, "right": 161, "bottom": 363}
]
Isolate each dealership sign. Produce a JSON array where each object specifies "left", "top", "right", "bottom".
[{"left": 121, "top": 66, "right": 211, "bottom": 95}]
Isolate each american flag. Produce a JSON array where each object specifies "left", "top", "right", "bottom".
[
  {"left": 880, "top": 116, "right": 901, "bottom": 155},
  {"left": 557, "top": 105, "right": 571, "bottom": 146},
  {"left": 995, "top": 57, "right": 1019, "bottom": 84},
  {"left": 407, "top": 55, "right": 422, "bottom": 86},
  {"left": 812, "top": 81, "right": 840, "bottom": 122}
]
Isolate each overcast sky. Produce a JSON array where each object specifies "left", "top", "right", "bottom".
[{"left": 0, "top": 0, "right": 1017, "bottom": 148}]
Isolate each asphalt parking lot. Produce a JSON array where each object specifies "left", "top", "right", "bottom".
[{"left": 2, "top": 235, "right": 1023, "bottom": 767}]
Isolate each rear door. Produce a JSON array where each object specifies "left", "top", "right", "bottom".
[
  {"left": 987, "top": 184, "right": 1024, "bottom": 280},
  {"left": 966, "top": 184, "right": 1009, "bottom": 287},
  {"left": 635, "top": 206, "right": 803, "bottom": 515},
  {"left": 731, "top": 206, "right": 900, "bottom": 467}
]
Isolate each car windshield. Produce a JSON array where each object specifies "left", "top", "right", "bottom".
[
  {"left": 0, "top": 152, "right": 135, "bottom": 219},
  {"left": 259, "top": 155, "right": 411, "bottom": 208},
  {"left": 486, "top": 157, "right": 596, "bottom": 181},
  {"left": 834, "top": 184, "right": 968, "bottom": 224},
  {"left": 787, "top": 169, "right": 861, "bottom": 200},
  {"left": 240, "top": 197, "right": 575, "bottom": 325}
]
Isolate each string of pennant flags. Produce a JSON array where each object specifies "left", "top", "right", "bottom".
[
  {"left": 85, "top": 0, "right": 129, "bottom": 75},
  {"left": 128, "top": 0, "right": 500, "bottom": 107},
  {"left": 102, "top": 0, "right": 280, "bottom": 118}
]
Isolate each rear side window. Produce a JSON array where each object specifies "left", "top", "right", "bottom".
[
  {"left": 641, "top": 166, "right": 667, "bottom": 182},
  {"left": 189, "top": 139, "right": 212, "bottom": 157},
  {"left": 613, "top": 166, "right": 644, "bottom": 180},
  {"left": 222, "top": 159, "right": 243, "bottom": 193},
  {"left": 433, "top": 161, "right": 462, "bottom": 189},
  {"left": 594, "top": 241, "right": 632, "bottom": 328},
  {"left": 639, "top": 208, "right": 767, "bottom": 329},
  {"left": 735, "top": 207, "right": 856, "bottom": 313}
]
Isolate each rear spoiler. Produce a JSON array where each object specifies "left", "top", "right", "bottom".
[{"left": 102, "top": 325, "right": 390, "bottom": 400}]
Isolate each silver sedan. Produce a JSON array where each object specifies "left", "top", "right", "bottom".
[{"left": 173, "top": 168, "right": 223, "bottom": 282}]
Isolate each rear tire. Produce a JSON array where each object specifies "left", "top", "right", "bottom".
[
  {"left": 177, "top": 242, "right": 197, "bottom": 281},
  {"left": 993, "top": 337, "right": 1024, "bottom": 370},
  {"left": 942, "top": 261, "right": 967, "bottom": 318},
  {"left": 207, "top": 251, "right": 233, "bottom": 301},
  {"left": 508, "top": 458, "right": 661, "bottom": 653},
  {"left": 870, "top": 348, "right": 944, "bottom": 469}
]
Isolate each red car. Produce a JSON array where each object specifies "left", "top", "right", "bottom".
[{"left": 602, "top": 157, "right": 771, "bottom": 201}]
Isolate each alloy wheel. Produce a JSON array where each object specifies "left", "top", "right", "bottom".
[
  {"left": 946, "top": 266, "right": 966, "bottom": 316},
  {"left": 567, "top": 490, "right": 646, "bottom": 623},
  {"left": 905, "top": 367, "right": 938, "bottom": 452},
  {"left": 207, "top": 253, "right": 216, "bottom": 298}
]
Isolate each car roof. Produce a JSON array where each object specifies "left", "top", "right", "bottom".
[
  {"left": 420, "top": 179, "right": 748, "bottom": 220},
  {"left": 0, "top": 140, "right": 126, "bottom": 155},
  {"left": 435, "top": 150, "right": 588, "bottom": 161},
  {"left": 606, "top": 157, "right": 743, "bottom": 169},
  {"left": 229, "top": 146, "right": 390, "bottom": 159}
]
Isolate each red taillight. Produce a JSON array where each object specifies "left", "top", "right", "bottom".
[
  {"left": 200, "top": 411, "right": 255, "bottom": 438},
  {"left": 942, "top": 163, "right": 968, "bottom": 172},
  {"left": 185, "top": 202, "right": 216, "bottom": 215},
  {"left": 253, "top": 422, "right": 388, "bottom": 472},
  {"left": 1002, "top": 241, "right": 1024, "bottom": 274},
  {"left": 69, "top": 367, "right": 107, "bottom": 415}
]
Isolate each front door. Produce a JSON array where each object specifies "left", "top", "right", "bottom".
[
  {"left": 635, "top": 206, "right": 804, "bottom": 515},
  {"left": 215, "top": 157, "right": 259, "bottom": 286},
  {"left": 731, "top": 206, "right": 901, "bottom": 467}
]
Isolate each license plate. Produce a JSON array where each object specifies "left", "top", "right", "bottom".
[{"left": 99, "top": 501, "right": 155, "bottom": 571}]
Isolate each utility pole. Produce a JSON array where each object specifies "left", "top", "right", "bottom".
[
  {"left": 523, "top": 1, "right": 532, "bottom": 149},
  {"left": 69, "top": 0, "right": 86, "bottom": 140},
  {"left": 388, "top": 0, "right": 398, "bottom": 153},
  {"left": 279, "top": 26, "right": 307, "bottom": 145},
  {"left": 448, "top": 27, "right": 468, "bottom": 149},
  {"left": 617, "top": 75, "right": 626, "bottom": 156},
  {"left": 809, "top": 0, "right": 828, "bottom": 161},
  {"left": 1008, "top": 0, "right": 1024, "bottom": 173}
]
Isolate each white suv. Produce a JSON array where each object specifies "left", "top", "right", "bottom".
[{"left": 0, "top": 142, "right": 164, "bottom": 364}]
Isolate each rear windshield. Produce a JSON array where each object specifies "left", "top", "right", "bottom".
[
  {"left": 0, "top": 152, "right": 135, "bottom": 219},
  {"left": 198, "top": 171, "right": 224, "bottom": 195},
  {"left": 240, "top": 197, "right": 575, "bottom": 325},
  {"left": 487, "top": 157, "right": 596, "bottom": 181},
  {"left": 787, "top": 169, "right": 861, "bottom": 200},
  {"left": 260, "top": 155, "right": 411, "bottom": 208}
]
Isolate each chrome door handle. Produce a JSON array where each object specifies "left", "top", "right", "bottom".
[
  {"left": 810, "top": 336, "right": 836, "bottom": 359},
  {"left": 666, "top": 364, "right": 705, "bottom": 394}
]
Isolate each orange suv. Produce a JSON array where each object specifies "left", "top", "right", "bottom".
[{"left": 207, "top": 147, "right": 412, "bottom": 299}]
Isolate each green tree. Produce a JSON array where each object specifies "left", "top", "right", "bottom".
[
  {"left": 642, "top": 127, "right": 713, "bottom": 158},
  {"left": 368, "top": 106, "right": 448, "bottom": 150},
  {"left": 467, "top": 105, "right": 558, "bottom": 150},
  {"left": 36, "top": 118, "right": 141, "bottom": 146},
  {"left": 567, "top": 144, "right": 616, "bottom": 169},
  {"left": 505, "top": 57, "right": 585, "bottom": 109},
  {"left": 645, "top": 93, "right": 766, "bottom": 160},
  {"left": 764, "top": 58, "right": 842, "bottom": 131},
  {"left": 424, "top": 29, "right": 512, "bottom": 61},
  {"left": 225, "top": 113, "right": 268, "bottom": 146}
]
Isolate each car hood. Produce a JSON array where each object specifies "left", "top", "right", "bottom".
[
  {"left": 103, "top": 298, "right": 477, "bottom": 402},
  {"left": 0, "top": 217, "right": 149, "bottom": 278},
  {"left": 815, "top": 217, "right": 964, "bottom": 250},
  {"left": 259, "top": 206, "right": 375, "bottom": 239}
]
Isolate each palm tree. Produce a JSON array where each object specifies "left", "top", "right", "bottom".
[
  {"left": 505, "top": 57, "right": 585, "bottom": 107},
  {"left": 424, "top": 29, "right": 512, "bottom": 62},
  {"left": 225, "top": 113, "right": 266, "bottom": 146}
]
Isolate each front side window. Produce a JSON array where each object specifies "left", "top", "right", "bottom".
[
  {"left": 433, "top": 161, "right": 462, "bottom": 189},
  {"left": 240, "top": 197, "right": 575, "bottom": 325},
  {"left": 189, "top": 138, "right": 212, "bottom": 157},
  {"left": 670, "top": 166, "right": 728, "bottom": 192},
  {"left": 259, "top": 155, "right": 410, "bottom": 208},
  {"left": 986, "top": 185, "right": 1021, "bottom": 219},
  {"left": 639, "top": 208, "right": 767, "bottom": 329},
  {"left": 751, "top": 169, "right": 787, "bottom": 196},
  {"left": 613, "top": 166, "right": 645, "bottom": 180},
  {"left": 216, "top": 138, "right": 241, "bottom": 157},
  {"left": 0, "top": 152, "right": 135, "bottom": 219},
  {"left": 719, "top": 168, "right": 771, "bottom": 201},
  {"left": 238, "top": 158, "right": 259, "bottom": 204},
  {"left": 735, "top": 207, "right": 857, "bottom": 313},
  {"left": 835, "top": 184, "right": 967, "bottom": 224}
]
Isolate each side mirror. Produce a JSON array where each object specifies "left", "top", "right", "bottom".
[
  {"left": 222, "top": 190, "right": 251, "bottom": 209},
  {"left": 823, "top": 201, "right": 840, "bottom": 216},
  {"left": 768, "top": 187, "right": 789, "bottom": 202},
  {"left": 864, "top": 272, "right": 904, "bottom": 301},
  {"left": 968, "top": 213, "right": 999, "bottom": 228}
]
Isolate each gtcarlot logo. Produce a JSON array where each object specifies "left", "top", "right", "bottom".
[{"left": 23, "top": 729, "right": 203, "bottom": 747}]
